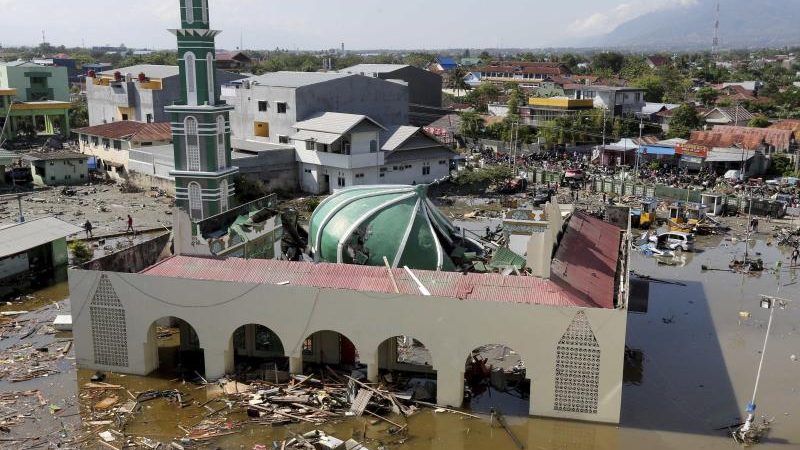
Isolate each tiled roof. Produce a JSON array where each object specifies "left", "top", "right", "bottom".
[
  {"left": 74, "top": 121, "right": 172, "bottom": 143},
  {"left": 712, "top": 125, "right": 793, "bottom": 150},
  {"left": 705, "top": 107, "right": 755, "bottom": 122},
  {"left": 770, "top": 119, "right": 800, "bottom": 135},
  {"left": 478, "top": 61, "right": 568, "bottom": 76},
  {"left": 550, "top": 211, "right": 621, "bottom": 309},
  {"left": 24, "top": 151, "right": 89, "bottom": 161}
]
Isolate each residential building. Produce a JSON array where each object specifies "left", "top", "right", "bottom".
[
  {"left": 521, "top": 97, "right": 594, "bottom": 126},
  {"left": 215, "top": 51, "right": 253, "bottom": 72},
  {"left": 570, "top": 85, "right": 646, "bottom": 117},
  {"left": 222, "top": 71, "right": 409, "bottom": 148},
  {"left": 0, "top": 61, "right": 72, "bottom": 139},
  {"left": 428, "top": 56, "right": 458, "bottom": 74},
  {"left": 0, "top": 217, "right": 81, "bottom": 297},
  {"left": 474, "top": 62, "right": 571, "bottom": 85},
  {"left": 32, "top": 55, "right": 79, "bottom": 83},
  {"left": 74, "top": 121, "right": 173, "bottom": 181},
  {"left": 293, "top": 112, "right": 456, "bottom": 194},
  {"left": 86, "top": 64, "right": 243, "bottom": 126},
  {"left": 24, "top": 151, "right": 89, "bottom": 186},
  {"left": 645, "top": 55, "right": 670, "bottom": 69},
  {"left": 341, "top": 64, "right": 442, "bottom": 107},
  {"left": 703, "top": 106, "right": 754, "bottom": 127}
]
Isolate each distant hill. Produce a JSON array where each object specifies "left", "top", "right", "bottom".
[{"left": 584, "top": 0, "right": 800, "bottom": 50}]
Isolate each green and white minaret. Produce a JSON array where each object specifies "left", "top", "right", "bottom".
[{"left": 167, "top": 0, "right": 236, "bottom": 220}]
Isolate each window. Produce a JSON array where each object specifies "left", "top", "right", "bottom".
[
  {"left": 121, "top": 114, "right": 128, "bottom": 121},
  {"left": 305, "top": 141, "right": 315, "bottom": 150},
  {"left": 254, "top": 121, "right": 269, "bottom": 138},
  {"left": 439, "top": 160, "right": 447, "bottom": 165},
  {"left": 379, "top": 167, "right": 388, "bottom": 172},
  {"left": 355, "top": 173, "right": 365, "bottom": 179},
  {"left": 258, "top": 101, "right": 267, "bottom": 112},
  {"left": 80, "top": 174, "right": 85, "bottom": 179},
  {"left": 185, "top": 116, "right": 201, "bottom": 171},
  {"left": 146, "top": 114, "right": 153, "bottom": 123},
  {"left": 185, "top": 52, "right": 196, "bottom": 102},
  {"left": 80, "top": 135, "right": 88, "bottom": 144},
  {"left": 206, "top": 52, "right": 215, "bottom": 103},
  {"left": 185, "top": 0, "right": 194, "bottom": 23},
  {"left": 369, "top": 140, "right": 378, "bottom": 153},
  {"left": 200, "top": 0, "right": 208, "bottom": 23},
  {"left": 188, "top": 182, "right": 203, "bottom": 220},
  {"left": 91, "top": 136, "right": 99, "bottom": 146},
  {"left": 51, "top": 176, "right": 55, "bottom": 181},
  {"left": 278, "top": 135, "right": 290, "bottom": 144},
  {"left": 337, "top": 177, "right": 345, "bottom": 187},
  {"left": 102, "top": 138, "right": 110, "bottom": 148},
  {"left": 316, "top": 143, "right": 328, "bottom": 152},
  {"left": 302, "top": 338, "right": 313, "bottom": 355},
  {"left": 422, "top": 166, "right": 430, "bottom": 176},
  {"left": 276, "top": 102, "right": 287, "bottom": 114},
  {"left": 304, "top": 168, "right": 312, "bottom": 174},
  {"left": 216, "top": 115, "right": 226, "bottom": 170},
  {"left": 113, "top": 140, "right": 122, "bottom": 150},
  {"left": 219, "top": 179, "right": 229, "bottom": 212}
]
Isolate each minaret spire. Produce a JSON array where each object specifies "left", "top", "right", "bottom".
[{"left": 167, "top": 0, "right": 237, "bottom": 221}]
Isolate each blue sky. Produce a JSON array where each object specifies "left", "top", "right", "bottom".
[{"left": 0, "top": 0, "right": 699, "bottom": 50}]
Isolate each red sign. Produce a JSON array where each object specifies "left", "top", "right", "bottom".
[{"left": 676, "top": 143, "right": 709, "bottom": 158}]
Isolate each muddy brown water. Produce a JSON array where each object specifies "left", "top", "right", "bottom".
[{"left": 2, "top": 230, "right": 799, "bottom": 449}]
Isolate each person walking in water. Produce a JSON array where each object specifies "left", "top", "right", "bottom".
[
  {"left": 84, "top": 220, "right": 93, "bottom": 239},
  {"left": 126, "top": 215, "right": 134, "bottom": 233},
  {"left": 792, "top": 247, "right": 799, "bottom": 267}
]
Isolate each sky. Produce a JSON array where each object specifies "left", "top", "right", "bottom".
[{"left": 0, "top": 0, "right": 698, "bottom": 50}]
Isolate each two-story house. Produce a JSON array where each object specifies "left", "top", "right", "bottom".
[
  {"left": 568, "top": 85, "right": 647, "bottom": 117},
  {"left": 293, "top": 113, "right": 456, "bottom": 194},
  {"left": 0, "top": 61, "right": 72, "bottom": 139},
  {"left": 86, "top": 64, "right": 242, "bottom": 126}
]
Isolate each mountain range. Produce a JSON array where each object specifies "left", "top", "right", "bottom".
[{"left": 580, "top": 0, "right": 800, "bottom": 51}]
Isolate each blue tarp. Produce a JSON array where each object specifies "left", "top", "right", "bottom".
[
  {"left": 87, "top": 157, "right": 97, "bottom": 170},
  {"left": 638, "top": 145, "right": 676, "bottom": 156}
]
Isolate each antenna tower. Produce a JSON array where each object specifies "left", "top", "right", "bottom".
[{"left": 712, "top": 0, "right": 720, "bottom": 57}]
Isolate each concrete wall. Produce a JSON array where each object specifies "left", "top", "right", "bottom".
[
  {"left": 381, "top": 66, "right": 442, "bottom": 107},
  {"left": 69, "top": 268, "right": 627, "bottom": 423},
  {"left": 0, "top": 65, "right": 69, "bottom": 102},
  {"left": 81, "top": 232, "right": 172, "bottom": 273},
  {"left": 232, "top": 148, "right": 298, "bottom": 192},
  {"left": 31, "top": 158, "right": 89, "bottom": 186}
]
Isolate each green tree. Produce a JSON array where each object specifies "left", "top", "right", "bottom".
[
  {"left": 69, "top": 100, "right": 89, "bottom": 128},
  {"left": 667, "top": 103, "right": 702, "bottom": 139},
  {"left": 620, "top": 56, "right": 652, "bottom": 81},
  {"left": 632, "top": 75, "right": 666, "bottom": 102},
  {"left": 458, "top": 111, "right": 483, "bottom": 139},
  {"left": 768, "top": 154, "right": 794, "bottom": 176},
  {"left": 695, "top": 87, "right": 719, "bottom": 107},
  {"left": 748, "top": 116, "right": 771, "bottom": 128},
  {"left": 592, "top": 52, "right": 625, "bottom": 73}
]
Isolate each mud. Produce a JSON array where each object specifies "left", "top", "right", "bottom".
[{"left": 2, "top": 229, "right": 800, "bottom": 449}]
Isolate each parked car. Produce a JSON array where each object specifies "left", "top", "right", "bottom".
[{"left": 649, "top": 231, "right": 695, "bottom": 252}]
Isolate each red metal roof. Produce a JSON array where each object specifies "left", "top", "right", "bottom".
[
  {"left": 689, "top": 125, "right": 794, "bottom": 151},
  {"left": 73, "top": 121, "right": 172, "bottom": 143},
  {"left": 142, "top": 214, "right": 622, "bottom": 309},
  {"left": 549, "top": 211, "right": 621, "bottom": 309}
]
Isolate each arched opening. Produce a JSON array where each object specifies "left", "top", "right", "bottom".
[
  {"left": 184, "top": 52, "right": 197, "bottom": 104},
  {"left": 377, "top": 336, "right": 437, "bottom": 402},
  {"left": 230, "top": 324, "right": 287, "bottom": 381},
  {"left": 206, "top": 52, "right": 215, "bottom": 104},
  {"left": 184, "top": 0, "right": 195, "bottom": 24},
  {"left": 147, "top": 317, "right": 205, "bottom": 379},
  {"left": 301, "top": 330, "right": 362, "bottom": 377},
  {"left": 200, "top": 0, "right": 208, "bottom": 23},
  {"left": 463, "top": 344, "right": 529, "bottom": 416},
  {"left": 188, "top": 181, "right": 203, "bottom": 220},
  {"left": 216, "top": 115, "right": 226, "bottom": 170},
  {"left": 184, "top": 116, "right": 200, "bottom": 171},
  {"left": 219, "top": 179, "right": 229, "bottom": 212}
]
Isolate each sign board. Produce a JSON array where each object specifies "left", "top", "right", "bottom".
[{"left": 676, "top": 143, "right": 709, "bottom": 158}]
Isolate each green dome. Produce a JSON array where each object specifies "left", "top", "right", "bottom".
[{"left": 309, "top": 185, "right": 460, "bottom": 271}]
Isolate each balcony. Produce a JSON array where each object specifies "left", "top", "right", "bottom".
[{"left": 295, "top": 149, "right": 384, "bottom": 169}]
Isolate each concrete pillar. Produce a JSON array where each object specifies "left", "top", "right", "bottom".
[
  {"left": 203, "top": 345, "right": 232, "bottom": 381},
  {"left": 526, "top": 377, "right": 536, "bottom": 416},
  {"left": 364, "top": 352, "right": 379, "bottom": 382},
  {"left": 289, "top": 355, "right": 303, "bottom": 375},
  {"left": 436, "top": 367, "right": 465, "bottom": 408},
  {"left": 44, "top": 115, "right": 54, "bottom": 135}
]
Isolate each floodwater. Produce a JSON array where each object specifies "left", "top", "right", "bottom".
[{"left": 2, "top": 226, "right": 800, "bottom": 449}]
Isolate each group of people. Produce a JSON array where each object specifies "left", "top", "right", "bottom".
[{"left": 83, "top": 215, "right": 135, "bottom": 239}]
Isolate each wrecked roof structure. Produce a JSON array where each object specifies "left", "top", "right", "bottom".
[{"left": 308, "top": 185, "right": 473, "bottom": 271}]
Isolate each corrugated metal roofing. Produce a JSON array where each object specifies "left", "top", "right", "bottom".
[
  {"left": 291, "top": 130, "right": 341, "bottom": 145},
  {"left": 142, "top": 255, "right": 601, "bottom": 308},
  {"left": 74, "top": 121, "right": 172, "bottom": 143},
  {"left": 381, "top": 126, "right": 420, "bottom": 151},
  {"left": 294, "top": 112, "right": 385, "bottom": 134},
  {"left": 0, "top": 217, "right": 82, "bottom": 258},
  {"left": 550, "top": 211, "right": 621, "bottom": 309},
  {"left": 342, "top": 64, "right": 409, "bottom": 74},
  {"left": 248, "top": 71, "right": 352, "bottom": 88}
]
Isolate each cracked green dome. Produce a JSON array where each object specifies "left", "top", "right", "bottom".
[{"left": 309, "top": 185, "right": 459, "bottom": 271}]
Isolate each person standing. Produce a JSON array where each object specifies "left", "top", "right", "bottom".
[
  {"left": 791, "top": 247, "right": 799, "bottom": 267},
  {"left": 84, "top": 220, "right": 93, "bottom": 239},
  {"left": 126, "top": 215, "right": 134, "bottom": 233}
]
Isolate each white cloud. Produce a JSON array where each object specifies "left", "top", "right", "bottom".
[{"left": 569, "top": 0, "right": 698, "bottom": 37}]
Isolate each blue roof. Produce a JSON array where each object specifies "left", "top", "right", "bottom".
[{"left": 437, "top": 56, "right": 458, "bottom": 69}]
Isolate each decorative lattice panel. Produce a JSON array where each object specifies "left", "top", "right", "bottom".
[
  {"left": 90, "top": 275, "right": 129, "bottom": 367},
  {"left": 554, "top": 311, "right": 600, "bottom": 414}
]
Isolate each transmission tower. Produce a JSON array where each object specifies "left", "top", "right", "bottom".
[{"left": 712, "top": 0, "right": 720, "bottom": 57}]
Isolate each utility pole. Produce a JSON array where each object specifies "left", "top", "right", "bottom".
[
  {"left": 736, "top": 292, "right": 792, "bottom": 444},
  {"left": 635, "top": 115, "right": 644, "bottom": 187},
  {"left": 712, "top": 0, "right": 721, "bottom": 59}
]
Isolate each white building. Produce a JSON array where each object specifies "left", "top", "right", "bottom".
[
  {"left": 292, "top": 113, "right": 456, "bottom": 194},
  {"left": 571, "top": 85, "right": 646, "bottom": 117}
]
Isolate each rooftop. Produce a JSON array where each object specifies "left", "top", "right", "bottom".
[
  {"left": 24, "top": 151, "right": 89, "bottom": 161},
  {"left": 294, "top": 112, "right": 385, "bottom": 135},
  {"left": 341, "top": 64, "right": 410, "bottom": 74},
  {"left": 74, "top": 121, "right": 173, "bottom": 143},
  {"left": 98, "top": 64, "right": 179, "bottom": 79},
  {"left": 0, "top": 217, "right": 82, "bottom": 259},
  {"left": 141, "top": 211, "right": 621, "bottom": 310},
  {"left": 247, "top": 71, "right": 352, "bottom": 88}
]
